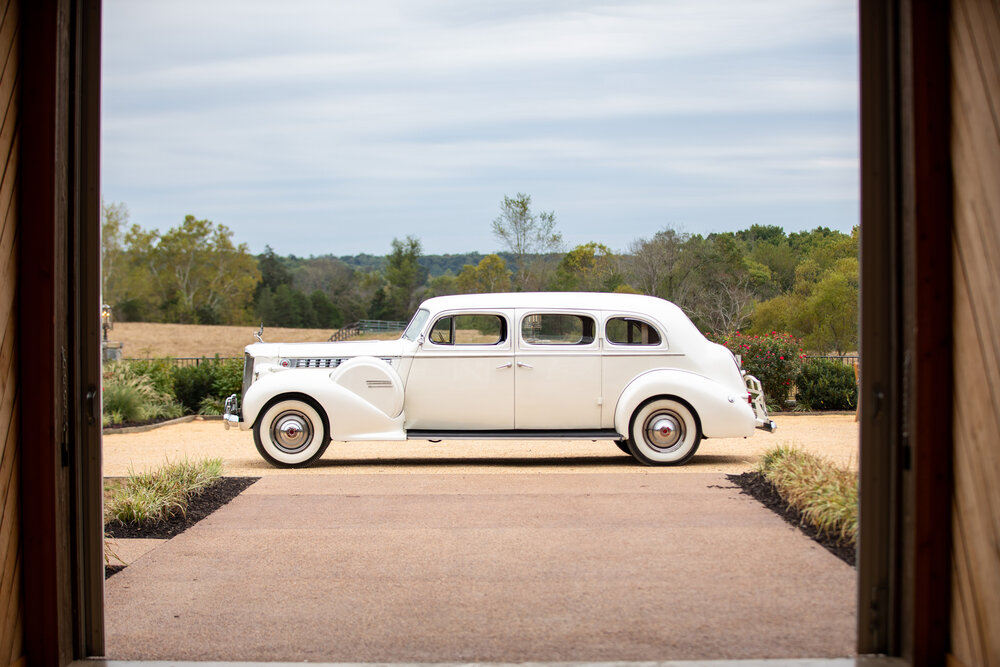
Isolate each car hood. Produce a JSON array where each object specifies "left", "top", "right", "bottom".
[{"left": 245, "top": 338, "right": 407, "bottom": 360}]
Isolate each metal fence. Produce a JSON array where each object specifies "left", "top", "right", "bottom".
[
  {"left": 329, "top": 319, "right": 409, "bottom": 341},
  {"left": 807, "top": 355, "right": 859, "bottom": 369},
  {"left": 358, "top": 319, "right": 408, "bottom": 332}
]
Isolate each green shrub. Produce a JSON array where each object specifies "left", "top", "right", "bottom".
[
  {"left": 708, "top": 331, "right": 805, "bottom": 408},
  {"left": 171, "top": 362, "right": 216, "bottom": 413},
  {"left": 210, "top": 357, "right": 244, "bottom": 398},
  {"left": 170, "top": 357, "right": 243, "bottom": 414},
  {"left": 796, "top": 358, "right": 858, "bottom": 410}
]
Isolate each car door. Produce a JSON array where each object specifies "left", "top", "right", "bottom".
[
  {"left": 403, "top": 311, "right": 515, "bottom": 430},
  {"left": 513, "top": 310, "right": 603, "bottom": 429}
]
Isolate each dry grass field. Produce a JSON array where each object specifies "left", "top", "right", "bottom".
[
  {"left": 112, "top": 322, "right": 344, "bottom": 358},
  {"left": 112, "top": 323, "right": 496, "bottom": 358}
]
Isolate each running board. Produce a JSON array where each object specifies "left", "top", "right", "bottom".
[{"left": 407, "top": 429, "right": 622, "bottom": 441}]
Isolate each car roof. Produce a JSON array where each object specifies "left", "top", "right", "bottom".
[{"left": 418, "top": 292, "right": 687, "bottom": 319}]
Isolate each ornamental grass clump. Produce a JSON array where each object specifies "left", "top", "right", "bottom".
[
  {"left": 105, "top": 457, "right": 223, "bottom": 527},
  {"left": 102, "top": 361, "right": 184, "bottom": 426},
  {"left": 759, "top": 445, "right": 858, "bottom": 545}
]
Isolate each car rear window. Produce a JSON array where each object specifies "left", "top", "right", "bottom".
[
  {"left": 521, "top": 314, "right": 595, "bottom": 345},
  {"left": 606, "top": 317, "right": 663, "bottom": 346}
]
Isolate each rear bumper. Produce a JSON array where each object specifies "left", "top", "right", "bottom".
[{"left": 745, "top": 375, "right": 777, "bottom": 432}]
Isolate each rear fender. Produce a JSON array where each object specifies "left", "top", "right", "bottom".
[{"left": 614, "top": 369, "right": 756, "bottom": 439}]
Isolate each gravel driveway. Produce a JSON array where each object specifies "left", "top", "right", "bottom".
[{"left": 103, "top": 413, "right": 859, "bottom": 477}]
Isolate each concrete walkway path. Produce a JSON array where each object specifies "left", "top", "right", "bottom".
[{"left": 103, "top": 472, "right": 855, "bottom": 662}]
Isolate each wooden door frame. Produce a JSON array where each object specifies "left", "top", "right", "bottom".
[
  {"left": 15, "top": 0, "right": 957, "bottom": 663},
  {"left": 857, "top": 0, "right": 954, "bottom": 663},
  {"left": 18, "top": 0, "right": 104, "bottom": 661}
]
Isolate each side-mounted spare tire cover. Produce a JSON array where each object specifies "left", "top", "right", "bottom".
[{"left": 328, "top": 356, "right": 404, "bottom": 418}]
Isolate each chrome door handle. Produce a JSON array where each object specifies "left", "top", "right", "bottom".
[
  {"left": 517, "top": 361, "right": 533, "bottom": 369},
  {"left": 496, "top": 362, "right": 512, "bottom": 369}
]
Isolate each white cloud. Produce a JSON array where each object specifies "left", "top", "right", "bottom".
[{"left": 102, "top": 0, "right": 859, "bottom": 255}]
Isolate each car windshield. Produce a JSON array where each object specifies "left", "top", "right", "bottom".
[{"left": 401, "top": 308, "right": 430, "bottom": 341}]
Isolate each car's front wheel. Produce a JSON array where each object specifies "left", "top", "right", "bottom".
[
  {"left": 254, "top": 397, "right": 331, "bottom": 468},
  {"left": 627, "top": 398, "right": 701, "bottom": 466}
]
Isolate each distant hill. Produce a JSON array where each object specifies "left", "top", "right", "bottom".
[{"left": 331, "top": 252, "right": 521, "bottom": 278}]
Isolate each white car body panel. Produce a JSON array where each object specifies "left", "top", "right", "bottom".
[
  {"left": 403, "top": 349, "right": 515, "bottom": 430},
  {"left": 613, "top": 368, "right": 756, "bottom": 439},
  {"left": 227, "top": 292, "right": 773, "bottom": 466}
]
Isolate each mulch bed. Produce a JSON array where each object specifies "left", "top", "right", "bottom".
[
  {"left": 105, "top": 477, "right": 259, "bottom": 578},
  {"left": 727, "top": 471, "right": 856, "bottom": 567}
]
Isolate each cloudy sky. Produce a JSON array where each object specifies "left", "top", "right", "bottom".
[{"left": 101, "top": 1, "right": 859, "bottom": 257}]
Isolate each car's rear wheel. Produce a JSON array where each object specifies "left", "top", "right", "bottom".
[
  {"left": 627, "top": 398, "right": 701, "bottom": 466},
  {"left": 254, "top": 397, "right": 331, "bottom": 468}
]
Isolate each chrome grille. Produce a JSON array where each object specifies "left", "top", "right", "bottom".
[
  {"left": 284, "top": 357, "right": 395, "bottom": 369},
  {"left": 242, "top": 352, "right": 253, "bottom": 397},
  {"left": 293, "top": 358, "right": 345, "bottom": 368}
]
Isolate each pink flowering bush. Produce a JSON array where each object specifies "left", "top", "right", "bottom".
[{"left": 706, "top": 330, "right": 806, "bottom": 408}]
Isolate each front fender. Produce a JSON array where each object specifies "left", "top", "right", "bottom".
[
  {"left": 242, "top": 368, "right": 406, "bottom": 442},
  {"left": 614, "top": 369, "right": 756, "bottom": 439}
]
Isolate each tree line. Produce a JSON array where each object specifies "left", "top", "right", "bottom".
[{"left": 102, "top": 194, "right": 858, "bottom": 353}]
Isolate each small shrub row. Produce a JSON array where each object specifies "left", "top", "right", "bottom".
[
  {"left": 759, "top": 445, "right": 858, "bottom": 546},
  {"left": 796, "top": 358, "right": 857, "bottom": 411},
  {"left": 171, "top": 357, "right": 242, "bottom": 414},
  {"left": 105, "top": 457, "right": 224, "bottom": 527},
  {"left": 102, "top": 357, "right": 242, "bottom": 426},
  {"left": 707, "top": 331, "right": 858, "bottom": 411}
]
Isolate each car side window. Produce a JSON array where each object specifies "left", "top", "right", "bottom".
[
  {"left": 428, "top": 314, "right": 507, "bottom": 345},
  {"left": 605, "top": 317, "right": 663, "bottom": 346},
  {"left": 521, "top": 314, "right": 596, "bottom": 345}
]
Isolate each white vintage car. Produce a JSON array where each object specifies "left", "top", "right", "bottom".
[{"left": 224, "top": 292, "right": 774, "bottom": 468}]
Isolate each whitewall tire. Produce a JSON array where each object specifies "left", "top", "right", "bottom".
[
  {"left": 627, "top": 398, "right": 701, "bottom": 466},
  {"left": 254, "top": 397, "right": 330, "bottom": 468}
]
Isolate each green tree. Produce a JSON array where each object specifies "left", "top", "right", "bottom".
[
  {"left": 797, "top": 257, "right": 859, "bottom": 354},
  {"left": 491, "top": 193, "right": 563, "bottom": 290},
  {"left": 310, "top": 290, "right": 343, "bottom": 328},
  {"left": 456, "top": 254, "right": 512, "bottom": 294},
  {"left": 750, "top": 243, "right": 859, "bottom": 353},
  {"left": 426, "top": 273, "right": 460, "bottom": 297},
  {"left": 625, "top": 228, "right": 690, "bottom": 297},
  {"left": 381, "top": 236, "right": 426, "bottom": 320},
  {"left": 256, "top": 246, "right": 293, "bottom": 294},
  {"left": 551, "top": 242, "right": 621, "bottom": 292},
  {"left": 152, "top": 215, "right": 261, "bottom": 325},
  {"left": 101, "top": 201, "right": 128, "bottom": 304},
  {"left": 289, "top": 256, "right": 369, "bottom": 324},
  {"left": 101, "top": 202, "right": 159, "bottom": 321},
  {"left": 676, "top": 234, "right": 759, "bottom": 333}
]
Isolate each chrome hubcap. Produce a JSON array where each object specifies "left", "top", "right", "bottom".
[
  {"left": 644, "top": 412, "right": 683, "bottom": 452},
  {"left": 271, "top": 411, "right": 313, "bottom": 454}
]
